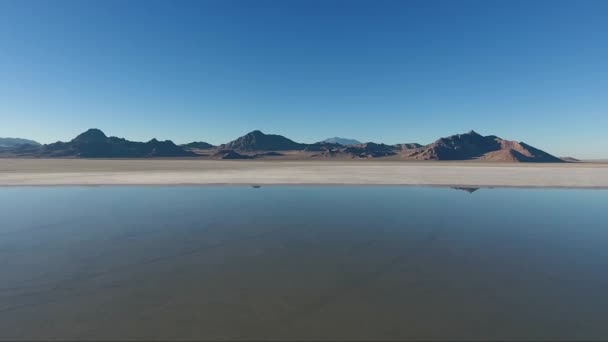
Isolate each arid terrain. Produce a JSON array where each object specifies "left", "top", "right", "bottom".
[
  {"left": 1, "top": 159, "right": 607, "bottom": 188},
  {"left": 1, "top": 129, "right": 569, "bottom": 162},
  {"left": 2, "top": 129, "right": 602, "bottom": 188}
]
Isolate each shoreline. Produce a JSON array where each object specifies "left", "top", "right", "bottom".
[
  {"left": 1, "top": 159, "right": 607, "bottom": 188},
  {"left": 1, "top": 183, "right": 608, "bottom": 190}
]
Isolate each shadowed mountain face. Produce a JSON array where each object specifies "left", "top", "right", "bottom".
[
  {"left": 221, "top": 130, "right": 305, "bottom": 151},
  {"left": 407, "top": 131, "right": 562, "bottom": 162},
  {"left": 181, "top": 141, "right": 215, "bottom": 150},
  {"left": 343, "top": 143, "right": 397, "bottom": 158},
  {"left": 33, "top": 129, "right": 195, "bottom": 158},
  {"left": 407, "top": 130, "right": 498, "bottom": 160},
  {"left": 321, "top": 137, "right": 362, "bottom": 145},
  {"left": 71, "top": 128, "right": 107, "bottom": 144}
]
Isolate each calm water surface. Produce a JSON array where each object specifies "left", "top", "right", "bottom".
[{"left": 1, "top": 186, "right": 607, "bottom": 341}]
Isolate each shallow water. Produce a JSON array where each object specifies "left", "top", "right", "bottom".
[{"left": 1, "top": 186, "right": 607, "bottom": 340}]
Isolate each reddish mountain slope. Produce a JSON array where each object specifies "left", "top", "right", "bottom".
[{"left": 407, "top": 131, "right": 561, "bottom": 162}]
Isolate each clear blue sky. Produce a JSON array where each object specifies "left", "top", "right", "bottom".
[{"left": 1, "top": 0, "right": 607, "bottom": 158}]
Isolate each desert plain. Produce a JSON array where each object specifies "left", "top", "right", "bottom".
[{"left": 0, "top": 158, "right": 607, "bottom": 188}]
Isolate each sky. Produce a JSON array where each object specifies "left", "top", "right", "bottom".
[{"left": 0, "top": 0, "right": 607, "bottom": 158}]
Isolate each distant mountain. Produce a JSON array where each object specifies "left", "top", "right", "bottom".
[
  {"left": 561, "top": 157, "right": 580, "bottom": 162},
  {"left": 406, "top": 130, "right": 562, "bottom": 162},
  {"left": 343, "top": 142, "right": 397, "bottom": 158},
  {"left": 303, "top": 141, "right": 399, "bottom": 158},
  {"left": 33, "top": 129, "right": 195, "bottom": 158},
  {"left": 301, "top": 131, "right": 561, "bottom": 162},
  {"left": 0, "top": 137, "right": 40, "bottom": 147},
  {"left": 320, "top": 137, "right": 361, "bottom": 145},
  {"left": 221, "top": 130, "right": 305, "bottom": 151},
  {"left": 304, "top": 142, "right": 343, "bottom": 152},
  {"left": 181, "top": 141, "right": 215, "bottom": 150},
  {"left": 394, "top": 143, "right": 424, "bottom": 150}
]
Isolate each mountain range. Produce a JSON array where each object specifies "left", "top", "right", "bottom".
[
  {"left": 0, "top": 128, "right": 564, "bottom": 162},
  {"left": 7, "top": 129, "right": 195, "bottom": 158}
]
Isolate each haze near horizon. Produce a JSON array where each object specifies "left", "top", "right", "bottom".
[{"left": 1, "top": 0, "right": 607, "bottom": 158}]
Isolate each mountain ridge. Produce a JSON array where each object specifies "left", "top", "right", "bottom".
[
  {"left": 0, "top": 137, "right": 41, "bottom": 147},
  {"left": 406, "top": 130, "right": 562, "bottom": 162},
  {"left": 220, "top": 130, "right": 305, "bottom": 151},
  {"left": 320, "top": 137, "right": 362, "bottom": 145},
  {"left": 1, "top": 128, "right": 563, "bottom": 162},
  {"left": 17, "top": 129, "right": 195, "bottom": 158}
]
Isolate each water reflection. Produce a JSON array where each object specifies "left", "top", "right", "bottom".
[
  {"left": 0, "top": 186, "right": 607, "bottom": 340},
  {"left": 451, "top": 186, "right": 480, "bottom": 193}
]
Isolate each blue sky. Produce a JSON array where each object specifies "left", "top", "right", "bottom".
[{"left": 1, "top": 0, "right": 607, "bottom": 158}]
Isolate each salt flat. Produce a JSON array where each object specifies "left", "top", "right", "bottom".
[{"left": 0, "top": 159, "right": 607, "bottom": 188}]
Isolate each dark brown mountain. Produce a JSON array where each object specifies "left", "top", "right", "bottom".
[
  {"left": 221, "top": 130, "right": 305, "bottom": 151},
  {"left": 29, "top": 129, "right": 195, "bottom": 158},
  {"left": 407, "top": 130, "right": 562, "bottom": 162},
  {"left": 181, "top": 141, "right": 216, "bottom": 150},
  {"left": 343, "top": 142, "right": 397, "bottom": 158},
  {"left": 305, "top": 141, "right": 398, "bottom": 158}
]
